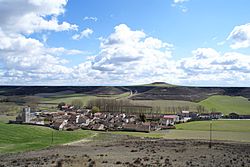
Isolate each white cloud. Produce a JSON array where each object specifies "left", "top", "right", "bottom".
[
  {"left": 0, "top": 0, "right": 83, "bottom": 85},
  {"left": 173, "top": 0, "right": 189, "bottom": 4},
  {"left": 1, "top": 1, "right": 250, "bottom": 88},
  {"left": 74, "top": 24, "right": 179, "bottom": 85},
  {"left": 227, "top": 23, "right": 250, "bottom": 49},
  {"left": 72, "top": 28, "right": 93, "bottom": 40},
  {"left": 179, "top": 48, "right": 250, "bottom": 85},
  {"left": 0, "top": 0, "right": 77, "bottom": 34},
  {"left": 83, "top": 16, "right": 98, "bottom": 22},
  {"left": 172, "top": 0, "right": 189, "bottom": 12}
]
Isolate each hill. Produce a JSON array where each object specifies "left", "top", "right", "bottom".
[
  {"left": 140, "top": 82, "right": 175, "bottom": 87},
  {"left": 0, "top": 85, "right": 250, "bottom": 103},
  {"left": 199, "top": 95, "right": 250, "bottom": 115},
  {"left": 0, "top": 123, "right": 93, "bottom": 153},
  {"left": 129, "top": 86, "right": 250, "bottom": 102}
]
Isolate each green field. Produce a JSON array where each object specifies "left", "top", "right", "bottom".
[
  {"left": 175, "top": 120, "right": 250, "bottom": 132},
  {"left": 0, "top": 123, "right": 94, "bottom": 153},
  {"left": 199, "top": 95, "right": 250, "bottom": 115},
  {"left": 111, "top": 120, "right": 250, "bottom": 142},
  {"left": 134, "top": 100, "right": 198, "bottom": 113},
  {"left": 40, "top": 92, "right": 130, "bottom": 105}
]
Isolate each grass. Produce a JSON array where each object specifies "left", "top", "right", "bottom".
[
  {"left": 175, "top": 120, "right": 250, "bottom": 132},
  {"left": 41, "top": 94, "right": 97, "bottom": 105},
  {"left": 0, "top": 123, "right": 94, "bottom": 153},
  {"left": 199, "top": 95, "right": 250, "bottom": 115},
  {"left": 110, "top": 120, "right": 250, "bottom": 143},
  {"left": 133, "top": 100, "right": 198, "bottom": 113},
  {"left": 0, "top": 115, "right": 16, "bottom": 123},
  {"left": 40, "top": 92, "right": 130, "bottom": 105},
  {"left": 110, "top": 130, "right": 250, "bottom": 143},
  {"left": 161, "top": 130, "right": 250, "bottom": 143}
]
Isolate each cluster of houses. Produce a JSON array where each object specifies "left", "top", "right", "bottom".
[{"left": 10, "top": 105, "right": 230, "bottom": 133}]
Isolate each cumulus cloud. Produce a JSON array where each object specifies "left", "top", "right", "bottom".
[
  {"left": 227, "top": 23, "right": 250, "bottom": 49},
  {"left": 73, "top": 24, "right": 179, "bottom": 85},
  {"left": 1, "top": 0, "right": 249, "bottom": 88},
  {"left": 179, "top": 48, "right": 250, "bottom": 85},
  {"left": 0, "top": 28, "right": 77, "bottom": 83},
  {"left": 72, "top": 28, "right": 93, "bottom": 40},
  {"left": 0, "top": 0, "right": 77, "bottom": 34},
  {"left": 0, "top": 0, "right": 82, "bottom": 85}
]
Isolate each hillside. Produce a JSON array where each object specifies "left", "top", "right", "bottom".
[
  {"left": 199, "top": 95, "right": 250, "bottom": 115},
  {"left": 129, "top": 86, "right": 250, "bottom": 102},
  {"left": 139, "top": 82, "right": 175, "bottom": 87},
  {"left": 0, "top": 85, "right": 250, "bottom": 103}
]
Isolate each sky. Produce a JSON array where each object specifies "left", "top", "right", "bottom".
[{"left": 0, "top": 0, "right": 250, "bottom": 86}]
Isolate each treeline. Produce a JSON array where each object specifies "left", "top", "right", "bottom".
[
  {"left": 86, "top": 98, "right": 210, "bottom": 114},
  {"left": 87, "top": 98, "right": 136, "bottom": 113}
]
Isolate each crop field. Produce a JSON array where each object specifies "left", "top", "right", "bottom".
[
  {"left": 0, "top": 123, "right": 94, "bottom": 153},
  {"left": 111, "top": 120, "right": 250, "bottom": 142},
  {"left": 40, "top": 92, "right": 130, "bottom": 105},
  {"left": 199, "top": 95, "right": 250, "bottom": 115},
  {"left": 133, "top": 100, "right": 198, "bottom": 113},
  {"left": 175, "top": 120, "right": 250, "bottom": 132}
]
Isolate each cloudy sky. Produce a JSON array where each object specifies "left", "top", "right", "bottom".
[{"left": 0, "top": 0, "right": 250, "bottom": 86}]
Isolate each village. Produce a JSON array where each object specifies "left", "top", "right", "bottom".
[{"left": 9, "top": 102, "right": 227, "bottom": 133}]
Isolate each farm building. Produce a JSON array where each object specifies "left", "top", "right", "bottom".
[{"left": 160, "top": 115, "right": 179, "bottom": 126}]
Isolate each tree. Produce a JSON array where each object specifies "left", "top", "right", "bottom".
[
  {"left": 24, "top": 96, "right": 40, "bottom": 112},
  {"left": 92, "top": 106, "right": 100, "bottom": 113},
  {"left": 57, "top": 102, "right": 66, "bottom": 110},
  {"left": 71, "top": 99, "right": 83, "bottom": 109},
  {"left": 139, "top": 113, "right": 146, "bottom": 122}
]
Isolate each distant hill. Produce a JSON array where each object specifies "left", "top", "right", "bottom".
[
  {"left": 0, "top": 84, "right": 250, "bottom": 102},
  {"left": 141, "top": 82, "right": 175, "bottom": 87},
  {"left": 129, "top": 86, "right": 250, "bottom": 102},
  {"left": 86, "top": 86, "right": 126, "bottom": 95}
]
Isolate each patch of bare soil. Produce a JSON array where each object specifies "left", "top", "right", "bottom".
[{"left": 0, "top": 135, "right": 250, "bottom": 167}]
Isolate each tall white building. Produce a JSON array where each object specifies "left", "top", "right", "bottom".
[{"left": 22, "top": 107, "right": 31, "bottom": 123}]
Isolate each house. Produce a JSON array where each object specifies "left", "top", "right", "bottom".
[
  {"left": 199, "top": 113, "right": 211, "bottom": 119},
  {"left": 210, "top": 112, "right": 223, "bottom": 119},
  {"left": 150, "top": 122, "right": 161, "bottom": 131},
  {"left": 29, "top": 118, "right": 45, "bottom": 125},
  {"left": 94, "top": 112, "right": 102, "bottom": 118},
  {"left": 145, "top": 114, "right": 162, "bottom": 121},
  {"left": 52, "top": 120, "right": 68, "bottom": 130},
  {"left": 239, "top": 115, "right": 250, "bottom": 119},
  {"left": 229, "top": 113, "right": 239, "bottom": 119},
  {"left": 68, "top": 114, "right": 77, "bottom": 124},
  {"left": 76, "top": 115, "right": 90, "bottom": 126},
  {"left": 92, "top": 124, "right": 105, "bottom": 131},
  {"left": 64, "top": 123, "right": 79, "bottom": 131},
  {"left": 122, "top": 123, "right": 151, "bottom": 133},
  {"left": 180, "top": 111, "right": 190, "bottom": 117},
  {"left": 160, "top": 115, "right": 179, "bottom": 126}
]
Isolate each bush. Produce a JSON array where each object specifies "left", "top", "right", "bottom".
[{"left": 92, "top": 106, "right": 100, "bottom": 113}]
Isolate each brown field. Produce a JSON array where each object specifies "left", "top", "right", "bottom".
[{"left": 0, "top": 134, "right": 249, "bottom": 167}]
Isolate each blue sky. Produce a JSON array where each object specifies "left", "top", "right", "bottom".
[{"left": 0, "top": 0, "right": 250, "bottom": 86}]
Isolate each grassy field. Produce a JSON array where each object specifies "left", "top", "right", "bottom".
[
  {"left": 111, "top": 120, "right": 250, "bottom": 142},
  {"left": 40, "top": 92, "right": 130, "bottom": 105},
  {"left": 175, "top": 120, "right": 250, "bottom": 132},
  {"left": 133, "top": 100, "right": 198, "bottom": 113},
  {"left": 0, "top": 123, "right": 94, "bottom": 153},
  {"left": 199, "top": 95, "right": 250, "bottom": 115}
]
